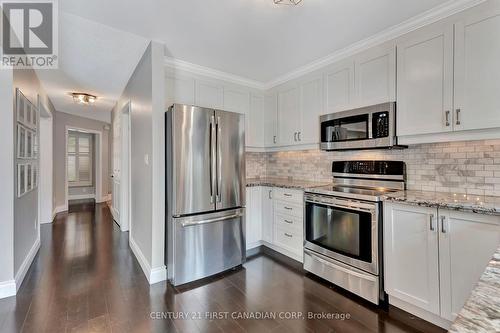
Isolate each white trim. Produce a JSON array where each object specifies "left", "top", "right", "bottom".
[
  {"left": 261, "top": 241, "right": 303, "bottom": 263},
  {"left": 67, "top": 193, "right": 96, "bottom": 201},
  {"left": 110, "top": 205, "right": 119, "bottom": 223},
  {"left": 101, "top": 194, "right": 111, "bottom": 202},
  {"left": 129, "top": 236, "right": 167, "bottom": 285},
  {"left": 389, "top": 296, "right": 452, "bottom": 330},
  {"left": 399, "top": 128, "right": 500, "bottom": 145},
  {"left": 246, "top": 143, "right": 319, "bottom": 153},
  {"left": 15, "top": 237, "right": 40, "bottom": 291},
  {"left": 163, "top": 0, "right": 486, "bottom": 90},
  {"left": 0, "top": 280, "right": 16, "bottom": 299},
  {"left": 164, "top": 57, "right": 265, "bottom": 90},
  {"left": 52, "top": 205, "right": 67, "bottom": 218}
]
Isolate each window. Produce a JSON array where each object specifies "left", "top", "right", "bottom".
[{"left": 67, "top": 131, "right": 93, "bottom": 186}]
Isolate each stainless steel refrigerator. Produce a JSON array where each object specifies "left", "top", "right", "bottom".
[{"left": 165, "top": 104, "right": 246, "bottom": 286}]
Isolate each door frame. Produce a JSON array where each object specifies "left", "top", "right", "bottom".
[
  {"left": 119, "top": 102, "right": 131, "bottom": 232},
  {"left": 64, "top": 126, "right": 104, "bottom": 210}
]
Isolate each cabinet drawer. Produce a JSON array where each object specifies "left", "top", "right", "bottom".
[
  {"left": 274, "top": 201, "right": 303, "bottom": 218},
  {"left": 275, "top": 213, "right": 303, "bottom": 233},
  {"left": 274, "top": 226, "right": 303, "bottom": 254},
  {"left": 274, "top": 188, "right": 303, "bottom": 203}
]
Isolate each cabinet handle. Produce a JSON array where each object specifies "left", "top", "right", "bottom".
[
  {"left": 283, "top": 193, "right": 292, "bottom": 197},
  {"left": 298, "top": 132, "right": 301, "bottom": 141},
  {"left": 273, "top": 135, "right": 276, "bottom": 144},
  {"left": 284, "top": 206, "right": 293, "bottom": 210},
  {"left": 284, "top": 219, "right": 293, "bottom": 224},
  {"left": 294, "top": 132, "right": 297, "bottom": 141},
  {"left": 429, "top": 214, "right": 435, "bottom": 231},
  {"left": 456, "top": 109, "right": 461, "bottom": 126},
  {"left": 440, "top": 216, "right": 447, "bottom": 233},
  {"left": 268, "top": 190, "right": 272, "bottom": 199},
  {"left": 445, "top": 111, "right": 450, "bottom": 127},
  {"left": 284, "top": 233, "right": 293, "bottom": 238}
]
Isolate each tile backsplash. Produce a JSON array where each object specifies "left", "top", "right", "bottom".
[{"left": 246, "top": 139, "right": 500, "bottom": 196}]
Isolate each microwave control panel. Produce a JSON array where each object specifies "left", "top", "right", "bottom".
[{"left": 372, "top": 112, "right": 389, "bottom": 138}]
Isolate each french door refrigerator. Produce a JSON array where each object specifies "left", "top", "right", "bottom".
[{"left": 165, "top": 104, "right": 246, "bottom": 286}]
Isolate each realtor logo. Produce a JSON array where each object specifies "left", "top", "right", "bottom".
[{"left": 1, "top": 0, "right": 58, "bottom": 68}]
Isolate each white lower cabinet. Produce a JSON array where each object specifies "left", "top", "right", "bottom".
[
  {"left": 384, "top": 202, "right": 500, "bottom": 328},
  {"left": 245, "top": 186, "right": 304, "bottom": 261}
]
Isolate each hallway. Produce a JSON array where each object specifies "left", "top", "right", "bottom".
[{"left": 0, "top": 203, "right": 443, "bottom": 333}]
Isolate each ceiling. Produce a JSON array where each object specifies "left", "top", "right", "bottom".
[{"left": 39, "top": 0, "right": 455, "bottom": 120}]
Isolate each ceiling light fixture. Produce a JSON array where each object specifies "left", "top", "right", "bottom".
[
  {"left": 72, "top": 93, "right": 97, "bottom": 105},
  {"left": 274, "top": 0, "right": 302, "bottom": 5}
]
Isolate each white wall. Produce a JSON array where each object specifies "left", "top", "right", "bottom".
[
  {"left": 113, "top": 41, "right": 166, "bottom": 284},
  {"left": 39, "top": 113, "right": 53, "bottom": 224}
]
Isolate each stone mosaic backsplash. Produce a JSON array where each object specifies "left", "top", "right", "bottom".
[{"left": 246, "top": 139, "right": 500, "bottom": 196}]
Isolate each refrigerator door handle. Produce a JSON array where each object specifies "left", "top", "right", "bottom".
[
  {"left": 216, "top": 116, "right": 222, "bottom": 203},
  {"left": 209, "top": 116, "right": 216, "bottom": 203},
  {"left": 180, "top": 212, "right": 244, "bottom": 227}
]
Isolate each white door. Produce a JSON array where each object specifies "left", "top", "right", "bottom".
[
  {"left": 248, "top": 94, "right": 265, "bottom": 148},
  {"left": 396, "top": 22, "right": 454, "bottom": 136},
  {"left": 261, "top": 187, "right": 274, "bottom": 243},
  {"left": 299, "top": 76, "right": 322, "bottom": 145},
  {"left": 438, "top": 210, "right": 500, "bottom": 321},
  {"left": 245, "top": 186, "right": 262, "bottom": 250},
  {"left": 111, "top": 109, "right": 121, "bottom": 225},
  {"left": 354, "top": 43, "right": 396, "bottom": 106},
  {"left": 453, "top": 4, "right": 500, "bottom": 131},
  {"left": 119, "top": 104, "right": 131, "bottom": 232},
  {"left": 264, "top": 94, "right": 278, "bottom": 147},
  {"left": 383, "top": 203, "right": 440, "bottom": 315},
  {"left": 278, "top": 86, "right": 300, "bottom": 146},
  {"left": 324, "top": 59, "right": 355, "bottom": 113}
]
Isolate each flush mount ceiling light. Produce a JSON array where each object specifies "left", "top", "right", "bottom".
[
  {"left": 72, "top": 93, "right": 97, "bottom": 105},
  {"left": 274, "top": 0, "right": 302, "bottom": 5}
]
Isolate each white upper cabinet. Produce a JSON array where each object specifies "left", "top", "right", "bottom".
[
  {"left": 223, "top": 88, "right": 249, "bottom": 115},
  {"left": 278, "top": 85, "right": 301, "bottom": 146},
  {"left": 324, "top": 59, "right": 355, "bottom": 114},
  {"left": 396, "top": 22, "right": 454, "bottom": 136},
  {"left": 299, "top": 76, "right": 322, "bottom": 144},
  {"left": 383, "top": 203, "right": 440, "bottom": 315},
  {"left": 453, "top": 4, "right": 500, "bottom": 131},
  {"left": 248, "top": 94, "right": 265, "bottom": 148},
  {"left": 264, "top": 94, "right": 278, "bottom": 147},
  {"left": 354, "top": 43, "right": 396, "bottom": 106},
  {"left": 165, "top": 74, "right": 195, "bottom": 107},
  {"left": 438, "top": 210, "right": 500, "bottom": 321},
  {"left": 195, "top": 79, "right": 224, "bottom": 109}
]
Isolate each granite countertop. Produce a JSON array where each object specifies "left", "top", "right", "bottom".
[
  {"left": 246, "top": 177, "right": 330, "bottom": 190},
  {"left": 448, "top": 246, "right": 500, "bottom": 333},
  {"left": 383, "top": 190, "right": 500, "bottom": 216}
]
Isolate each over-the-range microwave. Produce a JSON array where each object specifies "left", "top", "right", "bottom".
[{"left": 320, "top": 102, "right": 405, "bottom": 151}]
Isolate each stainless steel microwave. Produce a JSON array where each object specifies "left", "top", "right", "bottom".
[{"left": 320, "top": 102, "right": 404, "bottom": 151}]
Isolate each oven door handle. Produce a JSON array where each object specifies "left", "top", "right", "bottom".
[{"left": 305, "top": 199, "right": 375, "bottom": 214}]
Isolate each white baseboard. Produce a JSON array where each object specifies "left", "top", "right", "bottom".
[
  {"left": 96, "top": 194, "right": 111, "bottom": 203},
  {"left": 110, "top": 206, "right": 119, "bottom": 224},
  {"left": 129, "top": 236, "right": 166, "bottom": 285},
  {"left": 15, "top": 237, "right": 40, "bottom": 291},
  {"left": 53, "top": 205, "right": 67, "bottom": 219},
  {"left": 389, "top": 296, "right": 452, "bottom": 330},
  {"left": 0, "top": 280, "right": 16, "bottom": 299},
  {"left": 261, "top": 241, "right": 303, "bottom": 263},
  {"left": 68, "top": 193, "right": 95, "bottom": 201}
]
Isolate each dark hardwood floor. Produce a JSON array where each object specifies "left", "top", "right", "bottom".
[{"left": 0, "top": 202, "right": 445, "bottom": 333}]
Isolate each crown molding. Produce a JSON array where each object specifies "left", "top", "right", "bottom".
[
  {"left": 164, "top": 57, "right": 266, "bottom": 90},
  {"left": 164, "top": 0, "right": 486, "bottom": 91},
  {"left": 264, "top": 0, "right": 487, "bottom": 89}
]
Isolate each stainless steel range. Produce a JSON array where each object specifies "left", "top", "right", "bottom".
[{"left": 303, "top": 161, "right": 406, "bottom": 304}]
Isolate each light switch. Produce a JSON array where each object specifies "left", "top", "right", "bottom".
[{"left": 144, "top": 154, "right": 149, "bottom": 165}]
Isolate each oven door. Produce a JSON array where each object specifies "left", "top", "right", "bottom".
[{"left": 304, "top": 195, "right": 379, "bottom": 275}]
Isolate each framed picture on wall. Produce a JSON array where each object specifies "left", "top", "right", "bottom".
[
  {"left": 16, "top": 89, "right": 25, "bottom": 124},
  {"left": 26, "top": 163, "right": 32, "bottom": 192},
  {"left": 26, "top": 130, "right": 32, "bottom": 158},
  {"left": 33, "top": 132, "right": 38, "bottom": 158},
  {"left": 17, "top": 125, "right": 26, "bottom": 159},
  {"left": 17, "top": 164, "right": 26, "bottom": 197},
  {"left": 32, "top": 163, "right": 38, "bottom": 189}
]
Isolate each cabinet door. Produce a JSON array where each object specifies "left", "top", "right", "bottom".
[
  {"left": 165, "top": 74, "right": 195, "bottom": 107},
  {"left": 264, "top": 94, "right": 278, "bottom": 147},
  {"left": 438, "top": 210, "right": 500, "bottom": 321},
  {"left": 354, "top": 44, "right": 396, "bottom": 106},
  {"left": 278, "top": 86, "right": 300, "bottom": 146},
  {"left": 299, "top": 77, "right": 322, "bottom": 145},
  {"left": 324, "top": 59, "right": 354, "bottom": 113},
  {"left": 248, "top": 94, "right": 264, "bottom": 148},
  {"left": 196, "top": 80, "right": 224, "bottom": 109},
  {"left": 396, "top": 23, "right": 454, "bottom": 136},
  {"left": 453, "top": 5, "right": 500, "bottom": 131},
  {"left": 245, "top": 187, "right": 262, "bottom": 250},
  {"left": 261, "top": 187, "right": 274, "bottom": 243},
  {"left": 383, "top": 203, "right": 440, "bottom": 315}
]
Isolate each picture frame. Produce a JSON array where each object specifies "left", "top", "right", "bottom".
[
  {"left": 26, "top": 130, "right": 32, "bottom": 158},
  {"left": 26, "top": 163, "right": 32, "bottom": 192},
  {"left": 33, "top": 132, "right": 38, "bottom": 158},
  {"left": 17, "top": 125, "right": 26, "bottom": 159},
  {"left": 16, "top": 91, "right": 25, "bottom": 124},
  {"left": 32, "top": 163, "right": 38, "bottom": 189},
  {"left": 17, "top": 164, "right": 26, "bottom": 197}
]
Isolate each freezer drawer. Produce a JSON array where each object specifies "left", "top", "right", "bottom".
[{"left": 168, "top": 208, "right": 245, "bottom": 286}]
